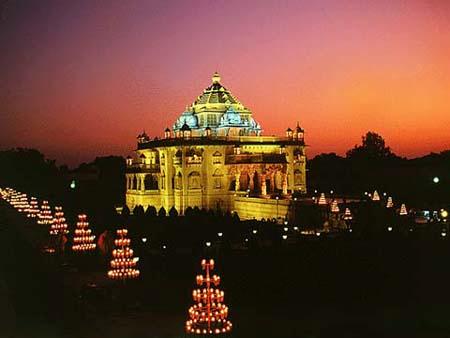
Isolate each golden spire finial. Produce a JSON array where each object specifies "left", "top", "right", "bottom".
[{"left": 212, "top": 72, "right": 221, "bottom": 84}]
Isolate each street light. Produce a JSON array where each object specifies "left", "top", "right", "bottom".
[{"left": 433, "top": 176, "right": 440, "bottom": 184}]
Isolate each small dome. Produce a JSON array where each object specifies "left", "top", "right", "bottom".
[
  {"left": 139, "top": 154, "right": 146, "bottom": 158},
  {"left": 205, "top": 126, "right": 211, "bottom": 130},
  {"left": 165, "top": 127, "right": 170, "bottom": 132},
  {"left": 126, "top": 155, "right": 132, "bottom": 159},
  {"left": 286, "top": 127, "right": 293, "bottom": 132}
]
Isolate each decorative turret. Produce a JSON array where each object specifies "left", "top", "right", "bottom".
[
  {"left": 286, "top": 127, "right": 293, "bottom": 139},
  {"left": 164, "top": 127, "right": 171, "bottom": 139},
  {"left": 294, "top": 122, "right": 304, "bottom": 142},
  {"left": 137, "top": 131, "right": 150, "bottom": 144},
  {"left": 181, "top": 122, "right": 192, "bottom": 139}
]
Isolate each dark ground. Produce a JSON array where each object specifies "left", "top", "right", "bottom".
[{"left": 2, "top": 201, "right": 450, "bottom": 338}]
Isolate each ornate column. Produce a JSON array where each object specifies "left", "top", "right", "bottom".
[
  {"left": 235, "top": 170, "right": 241, "bottom": 192},
  {"left": 261, "top": 173, "right": 267, "bottom": 196},
  {"left": 141, "top": 176, "right": 145, "bottom": 191},
  {"left": 282, "top": 172, "right": 288, "bottom": 195},
  {"left": 270, "top": 172, "right": 275, "bottom": 193},
  {"left": 248, "top": 171, "right": 254, "bottom": 192}
]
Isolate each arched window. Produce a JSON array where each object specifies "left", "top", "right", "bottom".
[{"left": 144, "top": 174, "right": 158, "bottom": 190}]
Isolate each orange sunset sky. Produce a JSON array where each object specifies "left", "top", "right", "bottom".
[{"left": 1, "top": 0, "right": 449, "bottom": 166}]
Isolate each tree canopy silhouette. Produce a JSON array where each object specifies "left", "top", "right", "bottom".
[{"left": 346, "top": 132, "right": 397, "bottom": 161}]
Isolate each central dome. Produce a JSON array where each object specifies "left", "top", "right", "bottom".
[{"left": 173, "top": 73, "right": 261, "bottom": 137}]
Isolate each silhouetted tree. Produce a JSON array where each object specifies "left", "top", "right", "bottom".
[
  {"left": 158, "top": 206, "right": 166, "bottom": 217},
  {"left": 193, "top": 206, "right": 201, "bottom": 216},
  {"left": 185, "top": 206, "right": 194, "bottom": 217},
  {"left": 169, "top": 206, "right": 178, "bottom": 217},
  {"left": 133, "top": 205, "right": 145, "bottom": 217},
  {"left": 145, "top": 205, "right": 157, "bottom": 218},
  {"left": 346, "top": 132, "right": 396, "bottom": 161}
]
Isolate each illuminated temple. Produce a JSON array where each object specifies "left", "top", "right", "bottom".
[{"left": 125, "top": 73, "right": 306, "bottom": 219}]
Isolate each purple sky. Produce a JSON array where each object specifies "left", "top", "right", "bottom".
[{"left": 1, "top": 0, "right": 450, "bottom": 166}]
